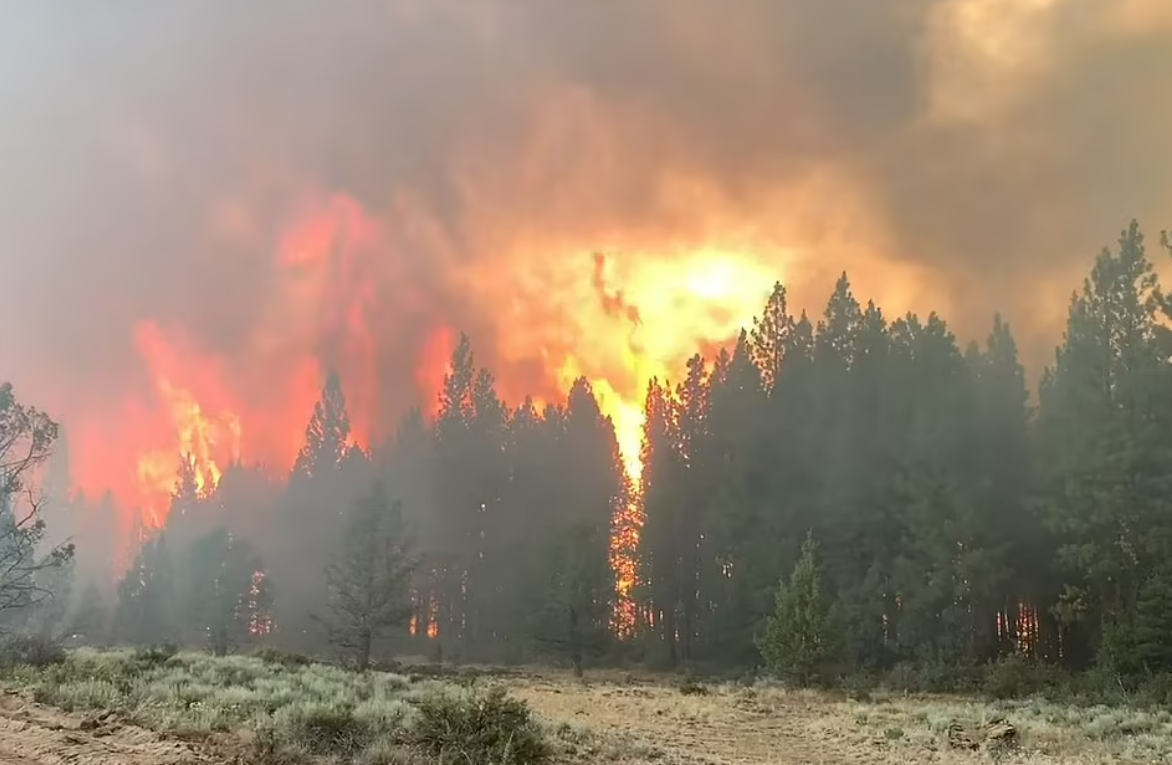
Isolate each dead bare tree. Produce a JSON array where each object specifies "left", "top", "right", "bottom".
[{"left": 0, "top": 382, "right": 74, "bottom": 630}]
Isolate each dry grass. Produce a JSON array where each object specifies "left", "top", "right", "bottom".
[
  {"left": 1, "top": 648, "right": 1168, "bottom": 764},
  {"left": 0, "top": 647, "right": 551, "bottom": 764},
  {"left": 503, "top": 670, "right": 1172, "bottom": 764}
]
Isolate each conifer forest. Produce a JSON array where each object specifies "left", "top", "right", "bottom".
[{"left": 7, "top": 221, "right": 1172, "bottom": 697}]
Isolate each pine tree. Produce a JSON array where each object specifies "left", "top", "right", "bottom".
[
  {"left": 701, "top": 332, "right": 769, "bottom": 665},
  {"left": 637, "top": 378, "right": 685, "bottom": 665},
  {"left": 749, "top": 282, "right": 793, "bottom": 393},
  {"left": 969, "top": 315, "right": 1050, "bottom": 658},
  {"left": 464, "top": 367, "right": 508, "bottom": 646},
  {"left": 527, "top": 379, "right": 623, "bottom": 675},
  {"left": 431, "top": 333, "right": 478, "bottom": 648},
  {"left": 183, "top": 527, "right": 265, "bottom": 656},
  {"left": 292, "top": 370, "right": 353, "bottom": 478},
  {"left": 886, "top": 312, "right": 987, "bottom": 664},
  {"left": 757, "top": 533, "right": 843, "bottom": 686},
  {"left": 162, "top": 454, "right": 203, "bottom": 544},
  {"left": 1131, "top": 566, "right": 1172, "bottom": 673},
  {"left": 528, "top": 521, "right": 613, "bottom": 676},
  {"left": 272, "top": 370, "right": 368, "bottom": 650},
  {"left": 1036, "top": 221, "right": 1172, "bottom": 665},
  {"left": 114, "top": 535, "right": 177, "bottom": 644},
  {"left": 380, "top": 408, "right": 441, "bottom": 645},
  {"left": 319, "top": 482, "right": 416, "bottom": 670},
  {"left": 672, "top": 354, "right": 711, "bottom": 666}
]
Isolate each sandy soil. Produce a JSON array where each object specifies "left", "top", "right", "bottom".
[{"left": 0, "top": 691, "right": 213, "bottom": 765}]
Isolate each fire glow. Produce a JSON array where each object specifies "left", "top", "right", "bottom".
[{"left": 65, "top": 191, "right": 780, "bottom": 609}]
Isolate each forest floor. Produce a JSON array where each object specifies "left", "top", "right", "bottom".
[{"left": 0, "top": 650, "right": 1168, "bottom": 764}]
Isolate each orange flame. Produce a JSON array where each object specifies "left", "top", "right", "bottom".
[{"left": 65, "top": 190, "right": 781, "bottom": 619}]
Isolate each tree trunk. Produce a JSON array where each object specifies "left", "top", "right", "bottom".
[
  {"left": 212, "top": 624, "right": 229, "bottom": 657},
  {"left": 568, "top": 604, "right": 583, "bottom": 678},
  {"left": 357, "top": 629, "right": 373, "bottom": 672},
  {"left": 663, "top": 606, "right": 678, "bottom": 667}
]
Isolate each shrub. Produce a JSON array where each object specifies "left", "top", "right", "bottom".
[
  {"left": 131, "top": 643, "right": 178, "bottom": 669},
  {"left": 1136, "top": 673, "right": 1172, "bottom": 706},
  {"left": 983, "top": 654, "right": 1069, "bottom": 700},
  {"left": 411, "top": 685, "right": 550, "bottom": 765},
  {"left": 841, "top": 672, "right": 876, "bottom": 702},
  {"left": 885, "top": 659, "right": 982, "bottom": 694},
  {"left": 678, "top": 675, "right": 709, "bottom": 696},
  {"left": 0, "top": 634, "right": 66, "bottom": 670},
  {"left": 252, "top": 646, "right": 312, "bottom": 669},
  {"left": 277, "top": 701, "right": 371, "bottom": 756}
]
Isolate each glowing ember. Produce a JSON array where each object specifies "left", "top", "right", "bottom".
[{"left": 246, "top": 569, "right": 274, "bottom": 637}]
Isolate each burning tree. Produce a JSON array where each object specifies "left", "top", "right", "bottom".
[
  {"left": 0, "top": 382, "right": 74, "bottom": 630},
  {"left": 317, "top": 481, "right": 416, "bottom": 671}
]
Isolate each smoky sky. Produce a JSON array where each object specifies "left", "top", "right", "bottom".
[{"left": 1, "top": 0, "right": 1171, "bottom": 421}]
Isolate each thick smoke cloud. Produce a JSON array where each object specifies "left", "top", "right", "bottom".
[{"left": 1, "top": 0, "right": 1171, "bottom": 426}]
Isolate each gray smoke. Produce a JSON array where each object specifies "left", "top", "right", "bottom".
[{"left": 1, "top": 0, "right": 1170, "bottom": 424}]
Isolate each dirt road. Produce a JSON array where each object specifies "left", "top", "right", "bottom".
[{"left": 0, "top": 691, "right": 213, "bottom": 765}]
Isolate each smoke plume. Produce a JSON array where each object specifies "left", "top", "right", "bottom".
[{"left": 1, "top": 1, "right": 1170, "bottom": 516}]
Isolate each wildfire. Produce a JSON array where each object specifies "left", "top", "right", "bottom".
[
  {"left": 133, "top": 322, "right": 243, "bottom": 523},
  {"left": 246, "top": 569, "right": 274, "bottom": 637},
  {"left": 62, "top": 191, "right": 780, "bottom": 609}
]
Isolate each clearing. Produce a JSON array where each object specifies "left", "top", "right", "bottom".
[
  {"left": 0, "top": 650, "right": 1169, "bottom": 764},
  {"left": 506, "top": 671, "right": 1171, "bottom": 764}
]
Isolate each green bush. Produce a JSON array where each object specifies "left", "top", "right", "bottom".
[
  {"left": 840, "top": 671, "right": 876, "bottom": 702},
  {"left": 2, "top": 646, "right": 552, "bottom": 765},
  {"left": 1135, "top": 673, "right": 1172, "bottom": 706},
  {"left": 278, "top": 701, "right": 371, "bottom": 756},
  {"left": 883, "top": 659, "right": 982, "bottom": 694},
  {"left": 983, "top": 654, "right": 1069, "bottom": 700},
  {"left": 131, "top": 643, "right": 178, "bottom": 668},
  {"left": 411, "top": 685, "right": 550, "bottom": 765},
  {"left": 252, "top": 646, "right": 312, "bottom": 669}
]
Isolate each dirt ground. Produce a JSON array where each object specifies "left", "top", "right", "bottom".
[
  {"left": 0, "top": 691, "right": 212, "bottom": 765},
  {"left": 508, "top": 674, "right": 930, "bottom": 765},
  {"left": 504, "top": 670, "right": 1149, "bottom": 765},
  {"left": 0, "top": 675, "right": 923, "bottom": 765}
]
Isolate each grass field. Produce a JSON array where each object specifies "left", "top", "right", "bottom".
[{"left": 0, "top": 646, "right": 1169, "bottom": 764}]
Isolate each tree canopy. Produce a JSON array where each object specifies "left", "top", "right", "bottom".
[{"left": 28, "top": 217, "right": 1172, "bottom": 687}]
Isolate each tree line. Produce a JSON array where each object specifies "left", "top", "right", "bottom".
[{"left": 5, "top": 219, "right": 1172, "bottom": 687}]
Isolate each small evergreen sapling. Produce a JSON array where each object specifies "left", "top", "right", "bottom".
[{"left": 756, "top": 532, "right": 844, "bottom": 686}]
